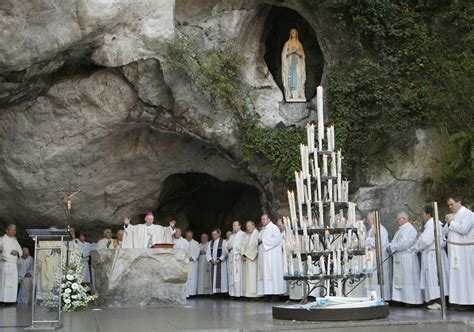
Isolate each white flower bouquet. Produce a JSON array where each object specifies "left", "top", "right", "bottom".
[{"left": 43, "top": 250, "right": 98, "bottom": 312}]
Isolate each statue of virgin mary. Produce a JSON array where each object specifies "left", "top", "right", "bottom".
[{"left": 281, "top": 28, "right": 306, "bottom": 102}]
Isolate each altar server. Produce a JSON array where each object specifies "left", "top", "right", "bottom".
[
  {"left": 445, "top": 196, "right": 474, "bottom": 305},
  {"left": 0, "top": 224, "right": 22, "bottom": 303},
  {"left": 242, "top": 221, "right": 262, "bottom": 298},
  {"left": 197, "top": 233, "right": 212, "bottom": 295},
  {"left": 365, "top": 212, "right": 392, "bottom": 301},
  {"left": 413, "top": 206, "right": 449, "bottom": 309},
  {"left": 257, "top": 214, "right": 287, "bottom": 297},
  {"left": 388, "top": 212, "right": 423, "bottom": 304},
  {"left": 185, "top": 230, "right": 200, "bottom": 297},
  {"left": 226, "top": 221, "right": 246, "bottom": 297},
  {"left": 206, "top": 229, "right": 228, "bottom": 294},
  {"left": 17, "top": 247, "right": 34, "bottom": 303}
]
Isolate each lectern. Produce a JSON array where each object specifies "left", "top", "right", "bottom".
[{"left": 25, "top": 228, "right": 71, "bottom": 331}]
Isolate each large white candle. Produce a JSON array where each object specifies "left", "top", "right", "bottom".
[
  {"left": 327, "top": 126, "right": 331, "bottom": 152},
  {"left": 327, "top": 251, "right": 332, "bottom": 275},
  {"left": 331, "top": 152, "right": 337, "bottom": 177},
  {"left": 318, "top": 200, "right": 324, "bottom": 228},
  {"left": 337, "top": 174, "right": 342, "bottom": 202},
  {"left": 297, "top": 252, "right": 303, "bottom": 274},
  {"left": 282, "top": 242, "right": 289, "bottom": 274},
  {"left": 306, "top": 124, "right": 311, "bottom": 153},
  {"left": 322, "top": 154, "right": 328, "bottom": 176},
  {"left": 328, "top": 179, "right": 333, "bottom": 202},
  {"left": 330, "top": 201, "right": 336, "bottom": 226},
  {"left": 306, "top": 200, "right": 313, "bottom": 229},
  {"left": 331, "top": 126, "right": 335, "bottom": 151},
  {"left": 316, "top": 167, "right": 322, "bottom": 202},
  {"left": 317, "top": 86, "right": 324, "bottom": 150},
  {"left": 320, "top": 255, "right": 326, "bottom": 274},
  {"left": 307, "top": 255, "right": 313, "bottom": 275},
  {"left": 306, "top": 175, "right": 312, "bottom": 202}
]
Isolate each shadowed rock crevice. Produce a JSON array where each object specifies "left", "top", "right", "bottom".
[{"left": 155, "top": 172, "right": 263, "bottom": 237}]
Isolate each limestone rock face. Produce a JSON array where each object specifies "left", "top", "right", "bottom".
[{"left": 92, "top": 248, "right": 189, "bottom": 306}]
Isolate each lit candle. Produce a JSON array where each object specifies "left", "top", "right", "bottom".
[{"left": 317, "top": 86, "right": 324, "bottom": 150}]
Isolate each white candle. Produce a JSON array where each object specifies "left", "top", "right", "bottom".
[
  {"left": 306, "top": 175, "right": 312, "bottom": 203},
  {"left": 315, "top": 234, "right": 320, "bottom": 251},
  {"left": 319, "top": 201, "right": 324, "bottom": 228},
  {"left": 316, "top": 167, "right": 322, "bottom": 202},
  {"left": 282, "top": 242, "right": 289, "bottom": 274},
  {"left": 343, "top": 247, "right": 348, "bottom": 274},
  {"left": 337, "top": 174, "right": 342, "bottom": 202},
  {"left": 337, "top": 150, "right": 342, "bottom": 174},
  {"left": 320, "top": 255, "right": 326, "bottom": 274},
  {"left": 289, "top": 254, "right": 295, "bottom": 275},
  {"left": 306, "top": 124, "right": 311, "bottom": 153},
  {"left": 336, "top": 248, "right": 341, "bottom": 275},
  {"left": 297, "top": 253, "right": 303, "bottom": 274},
  {"left": 327, "top": 126, "right": 331, "bottom": 151},
  {"left": 331, "top": 152, "right": 337, "bottom": 177},
  {"left": 328, "top": 179, "right": 333, "bottom": 201},
  {"left": 322, "top": 154, "right": 328, "bottom": 176},
  {"left": 307, "top": 255, "right": 313, "bottom": 275},
  {"left": 330, "top": 201, "right": 335, "bottom": 226},
  {"left": 327, "top": 251, "right": 332, "bottom": 275},
  {"left": 317, "top": 86, "right": 324, "bottom": 150},
  {"left": 336, "top": 279, "right": 342, "bottom": 297},
  {"left": 309, "top": 235, "right": 314, "bottom": 252},
  {"left": 331, "top": 126, "right": 335, "bottom": 151},
  {"left": 348, "top": 229, "right": 352, "bottom": 248},
  {"left": 306, "top": 200, "right": 313, "bottom": 229}
]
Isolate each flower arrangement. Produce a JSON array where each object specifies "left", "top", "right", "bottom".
[{"left": 43, "top": 250, "right": 98, "bottom": 312}]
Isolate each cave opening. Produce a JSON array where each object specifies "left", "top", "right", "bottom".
[
  {"left": 263, "top": 6, "right": 324, "bottom": 100},
  {"left": 154, "top": 173, "right": 263, "bottom": 239}
]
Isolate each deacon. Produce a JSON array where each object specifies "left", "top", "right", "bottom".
[
  {"left": 122, "top": 213, "right": 176, "bottom": 248},
  {"left": 96, "top": 228, "right": 114, "bottom": 249},
  {"left": 242, "top": 221, "right": 261, "bottom": 298},
  {"left": 173, "top": 228, "right": 189, "bottom": 252},
  {"left": 197, "top": 233, "right": 212, "bottom": 295},
  {"left": 206, "top": 229, "right": 228, "bottom": 294},
  {"left": 114, "top": 230, "right": 124, "bottom": 248},
  {"left": 413, "top": 206, "right": 449, "bottom": 309},
  {"left": 445, "top": 195, "right": 474, "bottom": 305},
  {"left": 226, "top": 221, "right": 246, "bottom": 298},
  {"left": 17, "top": 247, "right": 34, "bottom": 304},
  {"left": 365, "top": 212, "right": 392, "bottom": 301},
  {"left": 185, "top": 230, "right": 200, "bottom": 297},
  {"left": 388, "top": 212, "right": 423, "bottom": 305},
  {"left": 0, "top": 224, "right": 22, "bottom": 303},
  {"left": 257, "top": 214, "right": 287, "bottom": 298}
]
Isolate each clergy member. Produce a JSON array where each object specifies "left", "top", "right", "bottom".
[
  {"left": 206, "top": 229, "right": 228, "bottom": 294},
  {"left": 226, "top": 221, "right": 246, "bottom": 298},
  {"left": 365, "top": 212, "right": 392, "bottom": 301},
  {"left": 17, "top": 247, "right": 34, "bottom": 304},
  {"left": 96, "top": 228, "right": 114, "bottom": 249},
  {"left": 114, "top": 230, "right": 124, "bottom": 248},
  {"left": 122, "top": 213, "right": 176, "bottom": 248},
  {"left": 388, "top": 212, "right": 423, "bottom": 305},
  {"left": 445, "top": 195, "right": 474, "bottom": 306},
  {"left": 173, "top": 228, "right": 189, "bottom": 252},
  {"left": 185, "top": 230, "right": 200, "bottom": 297},
  {"left": 257, "top": 214, "right": 287, "bottom": 299},
  {"left": 76, "top": 232, "right": 92, "bottom": 284},
  {"left": 242, "top": 221, "right": 261, "bottom": 298},
  {"left": 0, "top": 224, "right": 22, "bottom": 303},
  {"left": 197, "top": 233, "right": 212, "bottom": 295},
  {"left": 413, "top": 206, "right": 449, "bottom": 309}
]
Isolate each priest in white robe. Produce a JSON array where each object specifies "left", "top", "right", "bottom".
[
  {"left": 185, "top": 230, "right": 200, "bottom": 297},
  {"left": 445, "top": 196, "right": 474, "bottom": 305},
  {"left": 365, "top": 212, "right": 392, "bottom": 301},
  {"left": 0, "top": 224, "right": 22, "bottom": 303},
  {"left": 122, "top": 213, "right": 176, "bottom": 248},
  {"left": 173, "top": 228, "right": 189, "bottom": 252},
  {"left": 17, "top": 247, "right": 34, "bottom": 304},
  {"left": 197, "top": 233, "right": 211, "bottom": 295},
  {"left": 242, "top": 221, "right": 262, "bottom": 298},
  {"left": 413, "top": 206, "right": 449, "bottom": 309},
  {"left": 257, "top": 215, "right": 287, "bottom": 297},
  {"left": 75, "top": 233, "right": 92, "bottom": 284},
  {"left": 226, "top": 221, "right": 246, "bottom": 298},
  {"left": 388, "top": 212, "right": 423, "bottom": 304},
  {"left": 96, "top": 228, "right": 115, "bottom": 249},
  {"left": 206, "top": 229, "right": 228, "bottom": 294}
]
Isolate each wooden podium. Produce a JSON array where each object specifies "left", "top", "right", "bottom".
[{"left": 152, "top": 243, "right": 175, "bottom": 249}]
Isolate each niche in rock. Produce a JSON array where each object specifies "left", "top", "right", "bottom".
[
  {"left": 263, "top": 6, "right": 324, "bottom": 100},
  {"left": 155, "top": 173, "right": 262, "bottom": 238}
]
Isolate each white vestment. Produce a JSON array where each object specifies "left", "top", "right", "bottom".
[
  {"left": 413, "top": 218, "right": 449, "bottom": 302},
  {"left": 17, "top": 255, "right": 34, "bottom": 304},
  {"left": 35, "top": 241, "right": 64, "bottom": 300},
  {"left": 122, "top": 223, "right": 175, "bottom": 248},
  {"left": 257, "top": 222, "right": 287, "bottom": 295},
  {"left": 242, "top": 229, "right": 262, "bottom": 297},
  {"left": 186, "top": 239, "right": 200, "bottom": 296},
  {"left": 96, "top": 238, "right": 114, "bottom": 250},
  {"left": 0, "top": 235, "right": 22, "bottom": 303},
  {"left": 73, "top": 239, "right": 92, "bottom": 283},
  {"left": 197, "top": 242, "right": 211, "bottom": 295},
  {"left": 389, "top": 222, "right": 423, "bottom": 304},
  {"left": 174, "top": 237, "right": 189, "bottom": 253},
  {"left": 365, "top": 224, "right": 392, "bottom": 300},
  {"left": 206, "top": 238, "right": 228, "bottom": 293},
  {"left": 227, "top": 230, "right": 246, "bottom": 297},
  {"left": 445, "top": 206, "right": 474, "bottom": 304}
]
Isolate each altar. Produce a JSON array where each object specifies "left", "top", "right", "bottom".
[{"left": 92, "top": 248, "right": 189, "bottom": 307}]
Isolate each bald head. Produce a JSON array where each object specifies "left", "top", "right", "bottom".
[{"left": 395, "top": 212, "right": 408, "bottom": 226}]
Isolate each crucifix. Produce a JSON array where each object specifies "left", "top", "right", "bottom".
[{"left": 59, "top": 180, "right": 80, "bottom": 220}]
